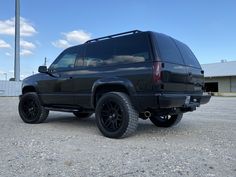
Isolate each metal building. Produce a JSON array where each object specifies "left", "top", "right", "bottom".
[{"left": 201, "top": 61, "right": 236, "bottom": 93}]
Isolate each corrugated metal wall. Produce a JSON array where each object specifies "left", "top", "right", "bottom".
[
  {"left": 0, "top": 81, "right": 22, "bottom": 96},
  {"left": 205, "top": 76, "right": 236, "bottom": 93}
]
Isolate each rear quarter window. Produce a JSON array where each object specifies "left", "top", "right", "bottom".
[
  {"left": 155, "top": 33, "right": 184, "bottom": 65},
  {"left": 84, "top": 33, "right": 151, "bottom": 66},
  {"left": 113, "top": 33, "right": 151, "bottom": 64},
  {"left": 174, "top": 40, "right": 201, "bottom": 68},
  {"left": 84, "top": 40, "right": 114, "bottom": 67}
]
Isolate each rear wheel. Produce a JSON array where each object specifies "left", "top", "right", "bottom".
[
  {"left": 73, "top": 112, "right": 92, "bottom": 119},
  {"left": 95, "top": 92, "right": 138, "bottom": 138},
  {"left": 149, "top": 113, "right": 183, "bottom": 127},
  {"left": 18, "top": 92, "right": 49, "bottom": 123}
]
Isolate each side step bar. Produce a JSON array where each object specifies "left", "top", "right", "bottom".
[{"left": 44, "top": 107, "right": 79, "bottom": 112}]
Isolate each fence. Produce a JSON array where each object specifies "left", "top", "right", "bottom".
[{"left": 0, "top": 81, "right": 22, "bottom": 96}]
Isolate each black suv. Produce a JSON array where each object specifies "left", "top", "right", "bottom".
[{"left": 18, "top": 30, "right": 210, "bottom": 138}]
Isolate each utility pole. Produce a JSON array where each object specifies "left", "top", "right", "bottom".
[
  {"left": 44, "top": 57, "right": 48, "bottom": 66},
  {"left": 14, "top": 0, "right": 20, "bottom": 81}
]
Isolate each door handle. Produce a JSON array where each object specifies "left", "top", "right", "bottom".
[{"left": 188, "top": 73, "right": 193, "bottom": 80}]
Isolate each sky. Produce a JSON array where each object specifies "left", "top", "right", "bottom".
[{"left": 0, "top": 0, "right": 236, "bottom": 80}]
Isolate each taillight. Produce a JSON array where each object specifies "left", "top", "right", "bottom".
[{"left": 153, "top": 62, "right": 162, "bottom": 83}]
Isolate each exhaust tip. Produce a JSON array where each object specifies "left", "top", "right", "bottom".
[{"left": 144, "top": 111, "right": 152, "bottom": 118}]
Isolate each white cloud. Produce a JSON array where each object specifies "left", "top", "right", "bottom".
[
  {"left": 52, "top": 29, "right": 91, "bottom": 48},
  {"left": 20, "top": 49, "right": 33, "bottom": 56},
  {"left": 52, "top": 39, "right": 70, "bottom": 49},
  {"left": 0, "top": 39, "right": 11, "bottom": 48},
  {"left": 5, "top": 52, "right": 12, "bottom": 56},
  {"left": 0, "top": 17, "right": 37, "bottom": 36},
  {"left": 63, "top": 30, "right": 91, "bottom": 43},
  {"left": 0, "top": 18, "right": 37, "bottom": 57},
  {"left": 20, "top": 39, "right": 36, "bottom": 50},
  {"left": 19, "top": 39, "right": 36, "bottom": 56}
]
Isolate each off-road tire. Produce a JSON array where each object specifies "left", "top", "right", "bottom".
[
  {"left": 18, "top": 92, "right": 49, "bottom": 123},
  {"left": 95, "top": 92, "right": 138, "bottom": 138}
]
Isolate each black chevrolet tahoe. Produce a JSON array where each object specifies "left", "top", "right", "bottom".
[{"left": 19, "top": 30, "right": 211, "bottom": 138}]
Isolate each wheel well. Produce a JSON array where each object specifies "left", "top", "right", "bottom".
[
  {"left": 94, "top": 84, "right": 130, "bottom": 107},
  {"left": 22, "top": 86, "right": 36, "bottom": 94}
]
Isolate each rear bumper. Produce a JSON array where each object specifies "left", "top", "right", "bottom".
[
  {"left": 159, "top": 93, "right": 211, "bottom": 108},
  {"left": 199, "top": 93, "right": 211, "bottom": 104},
  {"left": 133, "top": 92, "right": 211, "bottom": 111}
]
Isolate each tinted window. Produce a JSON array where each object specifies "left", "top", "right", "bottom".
[
  {"left": 84, "top": 33, "right": 150, "bottom": 67},
  {"left": 155, "top": 33, "right": 184, "bottom": 64},
  {"left": 50, "top": 48, "right": 77, "bottom": 70},
  {"left": 174, "top": 40, "right": 201, "bottom": 68},
  {"left": 84, "top": 40, "right": 113, "bottom": 67},
  {"left": 113, "top": 33, "right": 150, "bottom": 64},
  {"left": 74, "top": 46, "right": 84, "bottom": 67}
]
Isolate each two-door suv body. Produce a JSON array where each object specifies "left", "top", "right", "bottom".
[{"left": 19, "top": 30, "right": 210, "bottom": 138}]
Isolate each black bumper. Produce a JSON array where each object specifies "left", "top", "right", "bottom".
[
  {"left": 159, "top": 93, "right": 211, "bottom": 108},
  {"left": 133, "top": 93, "right": 211, "bottom": 111}
]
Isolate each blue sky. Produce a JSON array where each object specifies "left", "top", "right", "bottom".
[{"left": 0, "top": 0, "right": 235, "bottom": 80}]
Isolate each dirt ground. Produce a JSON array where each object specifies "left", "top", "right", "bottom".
[{"left": 0, "top": 96, "right": 235, "bottom": 177}]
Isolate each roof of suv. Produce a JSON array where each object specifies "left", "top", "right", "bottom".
[{"left": 85, "top": 30, "right": 142, "bottom": 43}]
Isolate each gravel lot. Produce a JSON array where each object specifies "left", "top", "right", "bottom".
[{"left": 0, "top": 96, "right": 235, "bottom": 177}]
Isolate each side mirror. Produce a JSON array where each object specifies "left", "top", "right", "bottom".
[{"left": 38, "top": 66, "right": 48, "bottom": 73}]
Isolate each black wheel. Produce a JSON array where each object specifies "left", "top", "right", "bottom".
[
  {"left": 18, "top": 92, "right": 49, "bottom": 123},
  {"left": 73, "top": 112, "right": 92, "bottom": 119},
  {"left": 95, "top": 92, "right": 138, "bottom": 138},
  {"left": 149, "top": 113, "right": 183, "bottom": 127}
]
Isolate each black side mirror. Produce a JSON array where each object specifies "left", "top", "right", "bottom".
[{"left": 38, "top": 66, "right": 48, "bottom": 73}]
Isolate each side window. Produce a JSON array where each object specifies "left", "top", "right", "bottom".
[
  {"left": 84, "top": 40, "right": 113, "bottom": 67},
  {"left": 74, "top": 57, "right": 84, "bottom": 67},
  {"left": 113, "top": 34, "right": 150, "bottom": 64},
  {"left": 155, "top": 34, "right": 184, "bottom": 65},
  {"left": 74, "top": 46, "right": 84, "bottom": 67},
  {"left": 84, "top": 33, "right": 150, "bottom": 67},
  {"left": 174, "top": 40, "right": 201, "bottom": 68},
  {"left": 50, "top": 49, "right": 77, "bottom": 71}
]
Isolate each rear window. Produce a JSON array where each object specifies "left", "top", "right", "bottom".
[
  {"left": 174, "top": 40, "right": 201, "bottom": 68},
  {"left": 155, "top": 33, "right": 184, "bottom": 65}
]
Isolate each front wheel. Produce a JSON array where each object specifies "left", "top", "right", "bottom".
[
  {"left": 95, "top": 92, "right": 138, "bottom": 138},
  {"left": 149, "top": 113, "right": 183, "bottom": 127},
  {"left": 18, "top": 92, "right": 49, "bottom": 123}
]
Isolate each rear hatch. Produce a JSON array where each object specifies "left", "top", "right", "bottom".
[
  {"left": 174, "top": 39, "right": 204, "bottom": 94},
  {"left": 151, "top": 32, "right": 204, "bottom": 94}
]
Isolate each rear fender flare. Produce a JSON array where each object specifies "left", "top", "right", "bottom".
[{"left": 91, "top": 77, "right": 136, "bottom": 108}]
